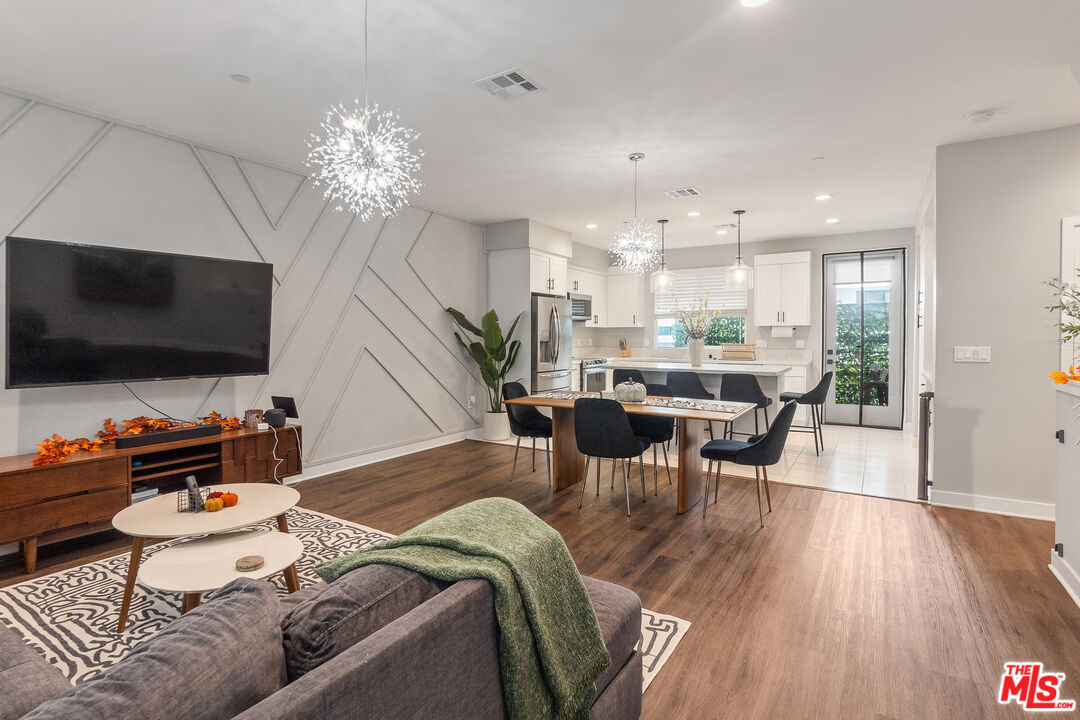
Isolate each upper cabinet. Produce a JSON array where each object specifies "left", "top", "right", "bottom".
[
  {"left": 753, "top": 251, "right": 811, "bottom": 326},
  {"left": 606, "top": 271, "right": 645, "bottom": 327},
  {"left": 529, "top": 250, "right": 568, "bottom": 295},
  {"left": 568, "top": 265, "right": 607, "bottom": 327}
]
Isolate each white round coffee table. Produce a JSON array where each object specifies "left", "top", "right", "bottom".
[
  {"left": 139, "top": 529, "right": 304, "bottom": 613},
  {"left": 112, "top": 483, "right": 301, "bottom": 631}
]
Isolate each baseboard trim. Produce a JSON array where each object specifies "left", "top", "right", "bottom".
[
  {"left": 286, "top": 431, "right": 470, "bottom": 486},
  {"left": 929, "top": 488, "right": 1055, "bottom": 521},
  {"left": 1050, "top": 553, "right": 1080, "bottom": 611}
]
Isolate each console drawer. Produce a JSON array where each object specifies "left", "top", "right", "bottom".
[
  {"left": 0, "top": 458, "right": 128, "bottom": 509},
  {"left": 0, "top": 485, "right": 128, "bottom": 544}
]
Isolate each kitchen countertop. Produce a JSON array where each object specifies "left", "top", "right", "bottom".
[{"left": 600, "top": 358, "right": 792, "bottom": 377}]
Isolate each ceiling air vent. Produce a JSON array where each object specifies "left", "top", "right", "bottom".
[
  {"left": 473, "top": 68, "right": 542, "bottom": 101},
  {"left": 665, "top": 187, "right": 700, "bottom": 199}
]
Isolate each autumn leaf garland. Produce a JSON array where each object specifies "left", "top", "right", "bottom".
[{"left": 33, "top": 412, "right": 242, "bottom": 465}]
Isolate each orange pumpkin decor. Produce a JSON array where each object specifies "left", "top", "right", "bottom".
[
  {"left": 204, "top": 497, "right": 224, "bottom": 512},
  {"left": 221, "top": 492, "right": 239, "bottom": 507},
  {"left": 33, "top": 412, "right": 243, "bottom": 466}
]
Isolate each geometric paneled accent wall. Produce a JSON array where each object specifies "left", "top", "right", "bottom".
[{"left": 0, "top": 88, "right": 485, "bottom": 466}]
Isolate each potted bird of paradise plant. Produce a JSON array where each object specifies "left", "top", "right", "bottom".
[{"left": 446, "top": 306, "right": 524, "bottom": 440}]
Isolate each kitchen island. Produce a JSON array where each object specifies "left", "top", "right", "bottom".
[{"left": 601, "top": 359, "right": 794, "bottom": 436}]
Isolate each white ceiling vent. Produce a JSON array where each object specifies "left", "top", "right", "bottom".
[
  {"left": 665, "top": 187, "right": 700, "bottom": 199},
  {"left": 473, "top": 68, "right": 541, "bottom": 100}
]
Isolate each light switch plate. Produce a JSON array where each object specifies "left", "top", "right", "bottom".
[{"left": 954, "top": 346, "right": 991, "bottom": 363}]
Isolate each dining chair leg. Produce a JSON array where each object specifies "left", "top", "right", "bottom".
[
  {"left": 662, "top": 443, "right": 672, "bottom": 484},
  {"left": 622, "top": 461, "right": 632, "bottom": 517},
  {"left": 708, "top": 421, "right": 714, "bottom": 439},
  {"left": 639, "top": 454, "right": 647, "bottom": 502},
  {"left": 715, "top": 461, "right": 721, "bottom": 503},
  {"left": 754, "top": 466, "right": 764, "bottom": 528},
  {"left": 545, "top": 437, "right": 552, "bottom": 488},
  {"left": 652, "top": 445, "right": 659, "bottom": 495},
  {"left": 754, "top": 410, "right": 760, "bottom": 435},
  {"left": 816, "top": 404, "right": 825, "bottom": 448},
  {"left": 578, "top": 456, "right": 592, "bottom": 509},
  {"left": 531, "top": 437, "right": 536, "bottom": 471},
  {"left": 762, "top": 465, "right": 772, "bottom": 512},
  {"left": 703, "top": 459, "right": 713, "bottom": 519},
  {"left": 509, "top": 437, "right": 521, "bottom": 482},
  {"left": 610, "top": 459, "right": 616, "bottom": 490},
  {"left": 764, "top": 404, "right": 771, "bottom": 430},
  {"left": 596, "top": 456, "right": 601, "bottom": 495},
  {"left": 811, "top": 405, "right": 821, "bottom": 456}
]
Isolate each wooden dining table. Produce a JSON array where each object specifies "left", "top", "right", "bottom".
[{"left": 503, "top": 391, "right": 756, "bottom": 514}]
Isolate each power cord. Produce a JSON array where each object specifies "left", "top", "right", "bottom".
[
  {"left": 270, "top": 424, "right": 303, "bottom": 486},
  {"left": 122, "top": 383, "right": 192, "bottom": 424}
]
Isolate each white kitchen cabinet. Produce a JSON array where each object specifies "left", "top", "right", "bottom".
[
  {"left": 529, "top": 251, "right": 567, "bottom": 295},
  {"left": 753, "top": 251, "right": 811, "bottom": 326},
  {"left": 606, "top": 272, "right": 645, "bottom": 327},
  {"left": 568, "top": 265, "right": 608, "bottom": 327}
]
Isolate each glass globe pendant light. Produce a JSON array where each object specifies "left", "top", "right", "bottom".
[
  {"left": 725, "top": 210, "right": 753, "bottom": 290},
  {"left": 650, "top": 219, "right": 675, "bottom": 293},
  {"left": 306, "top": 0, "right": 423, "bottom": 221},
  {"left": 609, "top": 153, "right": 661, "bottom": 273}
]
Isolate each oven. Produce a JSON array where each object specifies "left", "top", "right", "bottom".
[{"left": 580, "top": 358, "right": 607, "bottom": 392}]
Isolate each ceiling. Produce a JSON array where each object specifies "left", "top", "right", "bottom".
[{"left": 3, "top": 0, "right": 1080, "bottom": 249}]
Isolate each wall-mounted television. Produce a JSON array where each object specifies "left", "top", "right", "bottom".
[{"left": 5, "top": 237, "right": 273, "bottom": 389}]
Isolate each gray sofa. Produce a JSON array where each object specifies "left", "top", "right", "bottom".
[{"left": 2, "top": 563, "right": 643, "bottom": 720}]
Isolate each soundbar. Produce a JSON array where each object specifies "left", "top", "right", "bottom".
[{"left": 114, "top": 424, "right": 223, "bottom": 449}]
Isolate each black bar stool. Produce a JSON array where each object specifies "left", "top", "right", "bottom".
[
  {"left": 666, "top": 371, "right": 716, "bottom": 439},
  {"left": 700, "top": 401, "right": 797, "bottom": 526},
  {"left": 574, "top": 398, "right": 650, "bottom": 516},
  {"left": 719, "top": 373, "right": 772, "bottom": 438},
  {"left": 628, "top": 383, "right": 674, "bottom": 494},
  {"left": 779, "top": 371, "right": 834, "bottom": 455},
  {"left": 613, "top": 368, "right": 647, "bottom": 386},
  {"left": 502, "top": 381, "right": 553, "bottom": 487}
]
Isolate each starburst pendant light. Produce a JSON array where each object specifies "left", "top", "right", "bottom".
[
  {"left": 650, "top": 219, "right": 675, "bottom": 293},
  {"left": 306, "top": 0, "right": 423, "bottom": 221},
  {"left": 609, "top": 153, "right": 660, "bottom": 273},
  {"left": 725, "top": 210, "right": 754, "bottom": 290}
]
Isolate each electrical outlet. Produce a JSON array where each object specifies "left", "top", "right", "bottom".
[
  {"left": 954, "top": 346, "right": 991, "bottom": 363},
  {"left": 467, "top": 395, "right": 476, "bottom": 409}
]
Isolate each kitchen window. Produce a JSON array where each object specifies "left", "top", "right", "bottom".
[{"left": 654, "top": 267, "right": 747, "bottom": 348}]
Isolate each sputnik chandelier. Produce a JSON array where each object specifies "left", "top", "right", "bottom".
[
  {"left": 609, "top": 153, "right": 660, "bottom": 274},
  {"left": 306, "top": 0, "right": 423, "bottom": 221}
]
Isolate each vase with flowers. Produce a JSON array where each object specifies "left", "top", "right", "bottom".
[
  {"left": 677, "top": 295, "right": 720, "bottom": 368},
  {"left": 1047, "top": 273, "right": 1080, "bottom": 384}
]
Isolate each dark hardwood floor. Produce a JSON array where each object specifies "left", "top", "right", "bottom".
[{"left": 3, "top": 439, "right": 1078, "bottom": 719}]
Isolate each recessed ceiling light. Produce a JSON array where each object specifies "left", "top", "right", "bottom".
[
  {"left": 741, "top": 0, "right": 770, "bottom": 6},
  {"left": 965, "top": 108, "right": 996, "bottom": 124},
  {"left": 585, "top": 223, "right": 598, "bottom": 230},
  {"left": 715, "top": 229, "right": 728, "bottom": 235},
  {"left": 687, "top": 211, "right": 701, "bottom": 217},
  {"left": 825, "top": 218, "right": 841, "bottom": 224},
  {"left": 230, "top": 74, "right": 251, "bottom": 84},
  {"left": 815, "top": 194, "right": 833, "bottom": 201}
]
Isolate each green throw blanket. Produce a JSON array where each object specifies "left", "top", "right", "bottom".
[{"left": 315, "top": 497, "right": 611, "bottom": 720}]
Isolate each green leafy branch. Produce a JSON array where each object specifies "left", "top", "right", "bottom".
[{"left": 446, "top": 307, "right": 524, "bottom": 413}]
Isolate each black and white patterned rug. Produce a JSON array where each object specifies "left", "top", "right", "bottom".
[{"left": 0, "top": 507, "right": 689, "bottom": 691}]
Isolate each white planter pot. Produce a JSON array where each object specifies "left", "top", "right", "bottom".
[
  {"left": 689, "top": 338, "right": 705, "bottom": 367},
  {"left": 482, "top": 411, "right": 510, "bottom": 441}
]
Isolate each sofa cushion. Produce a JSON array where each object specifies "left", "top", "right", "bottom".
[
  {"left": 281, "top": 563, "right": 448, "bottom": 681},
  {"left": 0, "top": 624, "right": 71, "bottom": 720},
  {"left": 22, "top": 579, "right": 284, "bottom": 720},
  {"left": 582, "top": 575, "right": 642, "bottom": 699}
]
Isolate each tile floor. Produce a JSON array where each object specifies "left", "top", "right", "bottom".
[{"left": 704, "top": 423, "right": 920, "bottom": 502}]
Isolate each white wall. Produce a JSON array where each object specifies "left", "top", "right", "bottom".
[
  {"left": 930, "top": 124, "right": 1080, "bottom": 520},
  {"left": 0, "top": 89, "right": 487, "bottom": 465}
]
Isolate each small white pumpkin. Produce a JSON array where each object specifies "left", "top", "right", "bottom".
[{"left": 614, "top": 380, "right": 647, "bottom": 403}]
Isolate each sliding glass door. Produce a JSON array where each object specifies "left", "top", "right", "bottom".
[{"left": 822, "top": 249, "right": 905, "bottom": 428}]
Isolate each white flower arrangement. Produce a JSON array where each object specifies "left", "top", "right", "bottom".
[{"left": 676, "top": 295, "right": 720, "bottom": 339}]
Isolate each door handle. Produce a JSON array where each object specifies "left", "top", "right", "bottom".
[
  {"left": 777, "top": 311, "right": 780, "bottom": 322},
  {"left": 551, "top": 305, "right": 560, "bottom": 363}
]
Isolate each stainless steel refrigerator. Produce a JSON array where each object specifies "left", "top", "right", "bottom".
[{"left": 531, "top": 294, "right": 573, "bottom": 392}]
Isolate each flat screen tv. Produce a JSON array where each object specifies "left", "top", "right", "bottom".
[{"left": 5, "top": 237, "right": 273, "bottom": 389}]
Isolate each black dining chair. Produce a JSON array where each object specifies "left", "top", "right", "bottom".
[
  {"left": 666, "top": 371, "right": 716, "bottom": 440},
  {"left": 780, "top": 371, "right": 834, "bottom": 456},
  {"left": 628, "top": 383, "right": 674, "bottom": 494},
  {"left": 574, "top": 398, "right": 650, "bottom": 516},
  {"left": 502, "top": 382, "right": 553, "bottom": 487},
  {"left": 720, "top": 373, "right": 773, "bottom": 438},
  {"left": 699, "top": 400, "right": 797, "bottom": 526},
  {"left": 612, "top": 368, "right": 647, "bottom": 386}
]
